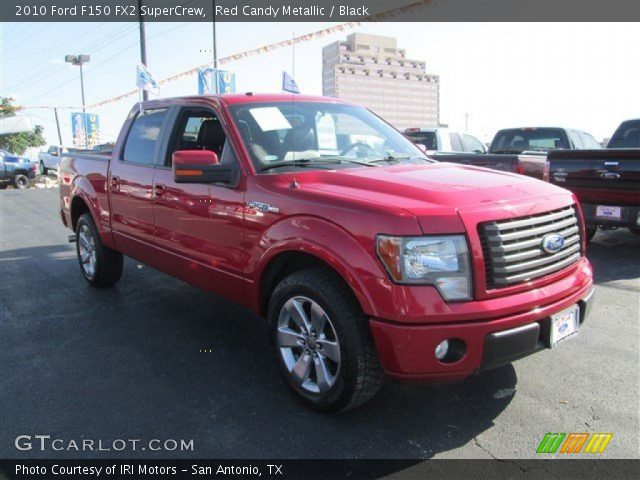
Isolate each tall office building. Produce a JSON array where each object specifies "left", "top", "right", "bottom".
[{"left": 322, "top": 33, "right": 440, "bottom": 131}]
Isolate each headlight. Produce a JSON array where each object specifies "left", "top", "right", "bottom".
[{"left": 376, "top": 235, "right": 472, "bottom": 301}]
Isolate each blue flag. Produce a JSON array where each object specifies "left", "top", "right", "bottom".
[
  {"left": 136, "top": 63, "right": 159, "bottom": 95},
  {"left": 282, "top": 71, "right": 300, "bottom": 94}
]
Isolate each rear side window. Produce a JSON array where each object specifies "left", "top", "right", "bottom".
[
  {"left": 449, "top": 133, "right": 463, "bottom": 151},
  {"left": 461, "top": 134, "right": 485, "bottom": 153},
  {"left": 123, "top": 108, "right": 167, "bottom": 164},
  {"left": 608, "top": 120, "right": 640, "bottom": 148},
  {"left": 578, "top": 131, "right": 602, "bottom": 149}
]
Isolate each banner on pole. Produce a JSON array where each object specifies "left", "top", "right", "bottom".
[
  {"left": 198, "top": 68, "right": 236, "bottom": 95},
  {"left": 71, "top": 112, "right": 100, "bottom": 149}
]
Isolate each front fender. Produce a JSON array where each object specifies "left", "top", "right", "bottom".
[{"left": 253, "top": 215, "right": 395, "bottom": 318}]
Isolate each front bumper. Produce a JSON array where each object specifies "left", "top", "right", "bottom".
[{"left": 370, "top": 262, "right": 594, "bottom": 382}]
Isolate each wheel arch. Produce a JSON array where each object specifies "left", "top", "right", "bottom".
[{"left": 255, "top": 217, "right": 383, "bottom": 320}]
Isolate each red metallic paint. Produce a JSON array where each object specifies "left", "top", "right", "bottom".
[{"left": 59, "top": 94, "right": 595, "bottom": 382}]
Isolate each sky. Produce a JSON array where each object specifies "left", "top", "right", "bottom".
[{"left": 2, "top": 21, "right": 639, "bottom": 154}]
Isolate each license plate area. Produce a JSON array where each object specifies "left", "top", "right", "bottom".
[
  {"left": 595, "top": 205, "right": 622, "bottom": 220},
  {"left": 550, "top": 304, "right": 580, "bottom": 347}
]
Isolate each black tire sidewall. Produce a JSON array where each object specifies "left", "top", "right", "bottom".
[
  {"left": 76, "top": 214, "right": 101, "bottom": 285},
  {"left": 14, "top": 175, "right": 28, "bottom": 189},
  {"left": 269, "top": 274, "right": 363, "bottom": 412}
]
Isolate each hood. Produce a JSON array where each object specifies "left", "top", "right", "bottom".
[{"left": 300, "top": 162, "right": 573, "bottom": 232}]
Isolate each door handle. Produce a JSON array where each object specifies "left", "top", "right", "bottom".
[
  {"left": 154, "top": 184, "right": 166, "bottom": 196},
  {"left": 110, "top": 176, "right": 120, "bottom": 191}
]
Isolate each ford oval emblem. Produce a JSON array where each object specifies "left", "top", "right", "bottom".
[
  {"left": 541, "top": 233, "right": 565, "bottom": 254},
  {"left": 558, "top": 323, "right": 569, "bottom": 333}
]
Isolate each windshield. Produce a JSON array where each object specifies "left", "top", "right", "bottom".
[
  {"left": 490, "top": 128, "right": 570, "bottom": 153},
  {"left": 404, "top": 131, "right": 438, "bottom": 150},
  {"left": 228, "top": 101, "right": 430, "bottom": 172}
]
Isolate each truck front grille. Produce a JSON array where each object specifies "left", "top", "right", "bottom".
[{"left": 479, "top": 206, "right": 582, "bottom": 288}]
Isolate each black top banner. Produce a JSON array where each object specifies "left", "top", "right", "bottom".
[{"left": 1, "top": 0, "right": 640, "bottom": 22}]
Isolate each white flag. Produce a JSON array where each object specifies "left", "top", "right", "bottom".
[{"left": 136, "top": 63, "right": 159, "bottom": 95}]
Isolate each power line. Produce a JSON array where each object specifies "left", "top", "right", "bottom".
[{"left": 21, "top": 22, "right": 191, "bottom": 106}]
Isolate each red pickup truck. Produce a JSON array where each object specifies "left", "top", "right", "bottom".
[{"left": 60, "top": 94, "right": 594, "bottom": 412}]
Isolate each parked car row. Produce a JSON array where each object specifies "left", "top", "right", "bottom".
[{"left": 405, "top": 120, "right": 640, "bottom": 241}]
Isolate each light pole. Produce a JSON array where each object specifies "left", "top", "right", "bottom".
[{"left": 65, "top": 54, "right": 90, "bottom": 113}]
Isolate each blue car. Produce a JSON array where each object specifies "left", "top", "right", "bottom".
[{"left": 0, "top": 149, "right": 37, "bottom": 189}]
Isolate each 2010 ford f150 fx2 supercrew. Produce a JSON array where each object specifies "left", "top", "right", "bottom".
[{"left": 60, "top": 94, "right": 594, "bottom": 412}]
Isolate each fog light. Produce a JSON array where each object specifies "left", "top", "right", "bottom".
[{"left": 435, "top": 340, "right": 449, "bottom": 360}]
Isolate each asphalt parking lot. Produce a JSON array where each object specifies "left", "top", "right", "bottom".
[{"left": 1, "top": 189, "right": 639, "bottom": 461}]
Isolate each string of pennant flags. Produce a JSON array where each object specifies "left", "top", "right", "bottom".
[
  {"left": 87, "top": 21, "right": 360, "bottom": 109},
  {"left": 4, "top": 1, "right": 431, "bottom": 112}
]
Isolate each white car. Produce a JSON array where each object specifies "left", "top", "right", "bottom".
[
  {"left": 405, "top": 127, "right": 487, "bottom": 155},
  {"left": 38, "top": 146, "right": 67, "bottom": 174}
]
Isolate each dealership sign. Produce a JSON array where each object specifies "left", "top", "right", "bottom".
[{"left": 198, "top": 68, "right": 235, "bottom": 95}]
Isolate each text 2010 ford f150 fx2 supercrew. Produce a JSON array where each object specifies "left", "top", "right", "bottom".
[{"left": 60, "top": 94, "right": 594, "bottom": 412}]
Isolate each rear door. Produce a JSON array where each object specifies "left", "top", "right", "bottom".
[{"left": 109, "top": 107, "right": 169, "bottom": 253}]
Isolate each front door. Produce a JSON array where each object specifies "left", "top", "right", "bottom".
[{"left": 151, "top": 106, "right": 248, "bottom": 303}]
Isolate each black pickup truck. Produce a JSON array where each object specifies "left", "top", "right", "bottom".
[
  {"left": 547, "top": 120, "right": 640, "bottom": 241},
  {"left": 428, "top": 127, "right": 602, "bottom": 180}
]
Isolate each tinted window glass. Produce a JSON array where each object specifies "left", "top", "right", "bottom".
[
  {"left": 167, "top": 108, "right": 229, "bottom": 166},
  {"left": 123, "top": 108, "right": 167, "bottom": 164},
  {"left": 405, "top": 131, "right": 437, "bottom": 150},
  {"left": 462, "top": 134, "right": 485, "bottom": 153},
  {"left": 449, "top": 133, "right": 463, "bottom": 151},
  {"left": 491, "top": 128, "right": 569, "bottom": 153},
  {"left": 608, "top": 120, "right": 640, "bottom": 148}
]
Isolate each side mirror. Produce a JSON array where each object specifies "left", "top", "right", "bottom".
[{"left": 172, "top": 150, "right": 238, "bottom": 185}]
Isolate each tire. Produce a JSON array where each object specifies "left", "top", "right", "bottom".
[
  {"left": 268, "top": 267, "right": 384, "bottom": 413},
  {"left": 13, "top": 174, "right": 28, "bottom": 189},
  {"left": 76, "top": 213, "right": 123, "bottom": 287},
  {"left": 585, "top": 226, "right": 597, "bottom": 243},
  {"left": 0, "top": 184, "right": 7, "bottom": 190},
  {"left": 40, "top": 161, "right": 47, "bottom": 175}
]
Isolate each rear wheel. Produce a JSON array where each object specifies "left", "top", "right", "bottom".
[
  {"left": 13, "top": 174, "right": 28, "bottom": 189},
  {"left": 268, "top": 268, "right": 384, "bottom": 413},
  {"left": 76, "top": 213, "right": 123, "bottom": 287}
]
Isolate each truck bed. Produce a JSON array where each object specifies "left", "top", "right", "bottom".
[
  {"left": 430, "top": 153, "right": 548, "bottom": 180},
  {"left": 547, "top": 148, "right": 640, "bottom": 228}
]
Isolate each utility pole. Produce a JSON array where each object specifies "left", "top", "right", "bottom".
[
  {"left": 65, "top": 54, "right": 90, "bottom": 113},
  {"left": 465, "top": 113, "right": 469, "bottom": 132},
  {"left": 212, "top": 1, "right": 218, "bottom": 93},
  {"left": 138, "top": 0, "right": 149, "bottom": 101},
  {"left": 53, "top": 108, "right": 63, "bottom": 145}
]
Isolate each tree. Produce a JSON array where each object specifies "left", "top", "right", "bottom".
[{"left": 0, "top": 97, "right": 46, "bottom": 155}]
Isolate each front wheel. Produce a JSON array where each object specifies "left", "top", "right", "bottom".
[
  {"left": 13, "top": 174, "right": 28, "bottom": 189},
  {"left": 268, "top": 268, "right": 384, "bottom": 413},
  {"left": 76, "top": 213, "right": 123, "bottom": 287}
]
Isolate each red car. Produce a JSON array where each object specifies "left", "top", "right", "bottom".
[{"left": 59, "top": 94, "right": 594, "bottom": 412}]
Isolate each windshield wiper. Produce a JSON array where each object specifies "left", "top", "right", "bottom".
[{"left": 260, "top": 157, "right": 376, "bottom": 172}]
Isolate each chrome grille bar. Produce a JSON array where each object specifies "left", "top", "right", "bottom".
[{"left": 480, "top": 206, "right": 582, "bottom": 288}]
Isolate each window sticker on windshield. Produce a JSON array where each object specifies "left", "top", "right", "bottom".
[
  {"left": 249, "top": 107, "right": 292, "bottom": 132},
  {"left": 316, "top": 113, "right": 338, "bottom": 150}
]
